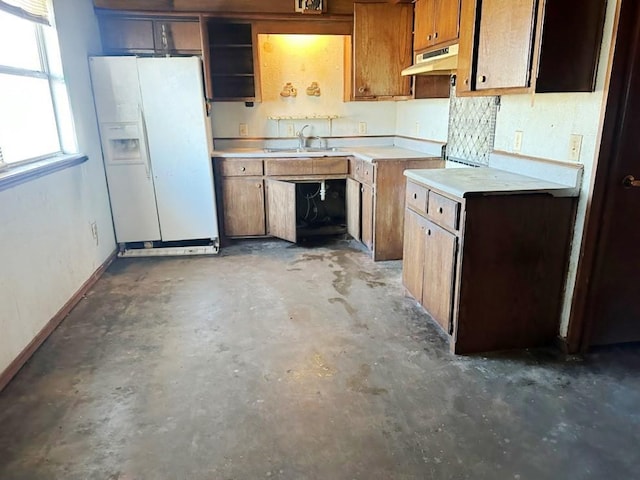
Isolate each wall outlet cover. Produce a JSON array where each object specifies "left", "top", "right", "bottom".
[
  {"left": 286, "top": 124, "right": 295, "bottom": 137},
  {"left": 239, "top": 123, "right": 249, "bottom": 137},
  {"left": 514, "top": 131, "right": 523, "bottom": 153},
  {"left": 569, "top": 134, "right": 583, "bottom": 161},
  {"left": 358, "top": 122, "right": 367, "bottom": 135}
]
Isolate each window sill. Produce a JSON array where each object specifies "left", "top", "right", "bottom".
[{"left": 0, "top": 153, "right": 88, "bottom": 192}]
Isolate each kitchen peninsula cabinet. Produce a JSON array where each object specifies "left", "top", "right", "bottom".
[
  {"left": 403, "top": 169, "right": 577, "bottom": 354},
  {"left": 457, "top": 0, "right": 607, "bottom": 95},
  {"left": 352, "top": 3, "right": 413, "bottom": 99},
  {"left": 413, "top": 0, "right": 461, "bottom": 53},
  {"left": 98, "top": 15, "right": 201, "bottom": 55}
]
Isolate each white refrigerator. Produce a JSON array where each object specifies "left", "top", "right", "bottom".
[{"left": 89, "top": 56, "right": 219, "bottom": 254}]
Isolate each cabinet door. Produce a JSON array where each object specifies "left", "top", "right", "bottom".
[
  {"left": 475, "top": 0, "right": 537, "bottom": 90},
  {"left": 100, "top": 17, "right": 155, "bottom": 54},
  {"left": 346, "top": 178, "right": 361, "bottom": 241},
  {"left": 222, "top": 178, "right": 266, "bottom": 237},
  {"left": 414, "top": 0, "right": 435, "bottom": 52},
  {"left": 155, "top": 20, "right": 201, "bottom": 54},
  {"left": 402, "top": 209, "right": 428, "bottom": 302},
  {"left": 361, "top": 184, "right": 375, "bottom": 250},
  {"left": 433, "top": 0, "right": 461, "bottom": 47},
  {"left": 353, "top": 3, "right": 413, "bottom": 98},
  {"left": 422, "top": 219, "right": 457, "bottom": 333},
  {"left": 266, "top": 179, "right": 297, "bottom": 243}
]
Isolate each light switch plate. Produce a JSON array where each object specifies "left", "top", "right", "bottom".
[{"left": 239, "top": 123, "right": 249, "bottom": 137}]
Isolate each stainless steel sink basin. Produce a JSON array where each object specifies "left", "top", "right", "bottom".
[{"left": 263, "top": 147, "right": 341, "bottom": 153}]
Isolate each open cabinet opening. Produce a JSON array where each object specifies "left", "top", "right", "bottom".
[{"left": 296, "top": 180, "right": 347, "bottom": 239}]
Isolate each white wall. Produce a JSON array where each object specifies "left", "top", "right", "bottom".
[
  {"left": 211, "top": 34, "right": 397, "bottom": 139},
  {"left": 0, "top": 0, "right": 114, "bottom": 375},
  {"left": 395, "top": 98, "right": 450, "bottom": 141}
]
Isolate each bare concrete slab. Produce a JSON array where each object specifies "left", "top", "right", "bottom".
[{"left": 0, "top": 239, "right": 639, "bottom": 479}]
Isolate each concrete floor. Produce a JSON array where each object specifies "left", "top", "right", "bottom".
[{"left": 0, "top": 239, "right": 639, "bottom": 480}]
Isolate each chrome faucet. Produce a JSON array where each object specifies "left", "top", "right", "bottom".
[{"left": 298, "top": 124, "right": 310, "bottom": 150}]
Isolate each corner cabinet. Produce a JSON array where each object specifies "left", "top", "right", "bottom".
[
  {"left": 457, "top": 0, "right": 607, "bottom": 95},
  {"left": 352, "top": 3, "right": 413, "bottom": 99},
  {"left": 402, "top": 178, "right": 577, "bottom": 354},
  {"left": 98, "top": 15, "right": 202, "bottom": 55},
  {"left": 413, "top": 0, "right": 461, "bottom": 53}
]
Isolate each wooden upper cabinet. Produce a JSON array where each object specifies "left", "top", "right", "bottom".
[
  {"left": 475, "top": 0, "right": 537, "bottom": 91},
  {"left": 413, "top": 0, "right": 461, "bottom": 53},
  {"left": 100, "top": 17, "right": 156, "bottom": 53},
  {"left": 458, "top": 0, "right": 607, "bottom": 95},
  {"left": 353, "top": 3, "right": 412, "bottom": 99},
  {"left": 99, "top": 15, "right": 201, "bottom": 55}
]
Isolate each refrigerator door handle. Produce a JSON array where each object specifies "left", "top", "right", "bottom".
[{"left": 138, "top": 104, "right": 153, "bottom": 179}]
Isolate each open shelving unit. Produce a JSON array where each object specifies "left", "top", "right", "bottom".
[{"left": 206, "top": 21, "right": 259, "bottom": 102}]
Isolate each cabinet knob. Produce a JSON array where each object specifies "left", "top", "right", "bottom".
[
  {"left": 257, "top": 183, "right": 262, "bottom": 189},
  {"left": 413, "top": 193, "right": 418, "bottom": 200},
  {"left": 358, "top": 86, "right": 366, "bottom": 93},
  {"left": 438, "top": 207, "right": 443, "bottom": 214},
  {"left": 464, "top": 78, "right": 469, "bottom": 85},
  {"left": 427, "top": 229, "right": 432, "bottom": 236},
  {"left": 478, "top": 75, "right": 487, "bottom": 84},
  {"left": 427, "top": 34, "right": 432, "bottom": 41},
  {"left": 240, "top": 166, "right": 246, "bottom": 172},
  {"left": 434, "top": 32, "right": 438, "bottom": 39}
]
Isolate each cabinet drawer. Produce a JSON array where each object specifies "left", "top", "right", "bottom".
[
  {"left": 219, "top": 158, "right": 263, "bottom": 176},
  {"left": 428, "top": 191, "right": 460, "bottom": 231},
  {"left": 406, "top": 181, "right": 429, "bottom": 215},
  {"left": 265, "top": 158, "right": 314, "bottom": 176},
  {"left": 313, "top": 157, "right": 349, "bottom": 175},
  {"left": 352, "top": 159, "right": 375, "bottom": 185}
]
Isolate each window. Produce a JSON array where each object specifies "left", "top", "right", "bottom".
[{"left": 0, "top": 7, "right": 76, "bottom": 168}]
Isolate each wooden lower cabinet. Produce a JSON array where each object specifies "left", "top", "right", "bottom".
[
  {"left": 221, "top": 177, "right": 265, "bottom": 237},
  {"left": 402, "top": 179, "right": 576, "bottom": 354},
  {"left": 360, "top": 184, "right": 374, "bottom": 250},
  {"left": 422, "top": 219, "right": 457, "bottom": 333},
  {"left": 215, "top": 155, "right": 444, "bottom": 261}
]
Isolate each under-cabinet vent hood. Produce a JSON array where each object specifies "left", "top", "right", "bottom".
[{"left": 401, "top": 44, "right": 459, "bottom": 76}]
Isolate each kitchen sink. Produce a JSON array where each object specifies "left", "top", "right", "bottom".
[{"left": 263, "top": 147, "right": 341, "bottom": 153}]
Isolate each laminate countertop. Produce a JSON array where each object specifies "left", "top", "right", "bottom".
[
  {"left": 405, "top": 167, "right": 579, "bottom": 198},
  {"left": 211, "top": 146, "right": 442, "bottom": 163}
]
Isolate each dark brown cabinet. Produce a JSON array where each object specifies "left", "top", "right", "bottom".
[
  {"left": 352, "top": 3, "right": 413, "bottom": 99},
  {"left": 457, "top": 0, "right": 607, "bottom": 95},
  {"left": 99, "top": 15, "right": 201, "bottom": 55},
  {"left": 402, "top": 177, "right": 577, "bottom": 354},
  {"left": 204, "top": 20, "right": 260, "bottom": 102},
  {"left": 413, "top": 0, "right": 461, "bottom": 53}
]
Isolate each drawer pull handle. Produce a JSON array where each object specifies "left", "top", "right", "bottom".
[
  {"left": 438, "top": 207, "right": 444, "bottom": 214},
  {"left": 413, "top": 193, "right": 418, "bottom": 200},
  {"left": 240, "top": 167, "right": 246, "bottom": 172},
  {"left": 478, "top": 75, "right": 487, "bottom": 84},
  {"left": 427, "top": 229, "right": 432, "bottom": 236}
]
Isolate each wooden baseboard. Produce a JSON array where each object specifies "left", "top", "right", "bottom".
[{"left": 0, "top": 250, "right": 117, "bottom": 393}]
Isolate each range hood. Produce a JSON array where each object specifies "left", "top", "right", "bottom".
[{"left": 401, "top": 44, "right": 459, "bottom": 76}]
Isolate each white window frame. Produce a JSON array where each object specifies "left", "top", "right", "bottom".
[{"left": 0, "top": 11, "right": 72, "bottom": 169}]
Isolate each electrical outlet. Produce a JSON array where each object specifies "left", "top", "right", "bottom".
[
  {"left": 90, "top": 221, "right": 99, "bottom": 246},
  {"left": 358, "top": 122, "right": 367, "bottom": 135},
  {"left": 514, "top": 130, "right": 523, "bottom": 153},
  {"left": 286, "top": 124, "right": 295, "bottom": 137},
  {"left": 415, "top": 122, "right": 420, "bottom": 137},
  {"left": 239, "top": 123, "right": 249, "bottom": 137},
  {"left": 569, "top": 134, "right": 583, "bottom": 161}
]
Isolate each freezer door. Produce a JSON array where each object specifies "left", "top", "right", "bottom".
[
  {"left": 137, "top": 57, "right": 218, "bottom": 242},
  {"left": 89, "top": 57, "right": 142, "bottom": 123},
  {"left": 90, "top": 57, "right": 162, "bottom": 243}
]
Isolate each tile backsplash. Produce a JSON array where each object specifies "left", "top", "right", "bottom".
[{"left": 446, "top": 84, "right": 499, "bottom": 165}]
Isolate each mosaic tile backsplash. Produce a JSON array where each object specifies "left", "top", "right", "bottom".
[{"left": 446, "top": 84, "right": 499, "bottom": 166}]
